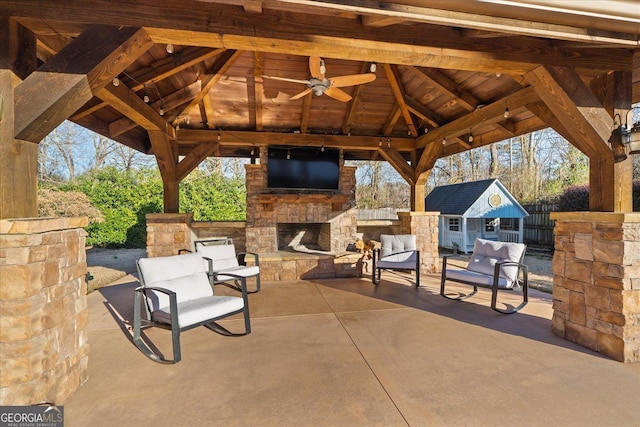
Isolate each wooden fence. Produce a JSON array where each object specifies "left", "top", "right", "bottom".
[{"left": 522, "top": 203, "right": 557, "bottom": 250}]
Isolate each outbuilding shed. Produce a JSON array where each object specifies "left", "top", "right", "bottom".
[{"left": 425, "top": 179, "right": 528, "bottom": 253}]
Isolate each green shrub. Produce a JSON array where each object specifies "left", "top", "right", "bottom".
[{"left": 558, "top": 181, "right": 640, "bottom": 212}]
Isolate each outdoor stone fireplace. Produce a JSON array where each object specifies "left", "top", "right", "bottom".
[
  {"left": 244, "top": 150, "right": 358, "bottom": 255},
  {"left": 243, "top": 150, "right": 362, "bottom": 279}
]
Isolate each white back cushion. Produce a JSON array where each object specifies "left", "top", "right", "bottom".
[
  {"left": 138, "top": 253, "right": 213, "bottom": 311},
  {"left": 466, "top": 239, "right": 525, "bottom": 282},
  {"left": 196, "top": 244, "right": 239, "bottom": 271},
  {"left": 380, "top": 234, "right": 417, "bottom": 258}
]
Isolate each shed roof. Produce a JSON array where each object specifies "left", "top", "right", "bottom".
[{"left": 425, "top": 179, "right": 528, "bottom": 218}]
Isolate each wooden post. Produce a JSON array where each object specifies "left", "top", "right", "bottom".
[
  {"left": 149, "top": 130, "right": 179, "bottom": 213},
  {"left": 0, "top": 17, "right": 38, "bottom": 219}
]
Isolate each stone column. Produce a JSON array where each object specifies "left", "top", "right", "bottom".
[
  {"left": 145, "top": 213, "right": 195, "bottom": 257},
  {"left": 0, "top": 217, "right": 90, "bottom": 404},
  {"left": 550, "top": 212, "right": 640, "bottom": 362},
  {"left": 397, "top": 211, "right": 440, "bottom": 273}
]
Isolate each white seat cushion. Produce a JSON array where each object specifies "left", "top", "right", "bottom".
[
  {"left": 153, "top": 295, "right": 244, "bottom": 328},
  {"left": 466, "top": 239, "right": 525, "bottom": 282},
  {"left": 445, "top": 267, "right": 512, "bottom": 289},
  {"left": 196, "top": 244, "right": 240, "bottom": 271},
  {"left": 214, "top": 265, "right": 260, "bottom": 281},
  {"left": 377, "top": 251, "right": 418, "bottom": 270}
]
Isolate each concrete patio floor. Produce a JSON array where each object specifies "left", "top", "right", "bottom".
[{"left": 65, "top": 272, "right": 640, "bottom": 426}]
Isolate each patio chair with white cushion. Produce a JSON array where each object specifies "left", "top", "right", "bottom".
[
  {"left": 372, "top": 234, "right": 420, "bottom": 287},
  {"left": 194, "top": 238, "right": 261, "bottom": 293},
  {"left": 440, "top": 238, "right": 529, "bottom": 314},
  {"left": 134, "top": 252, "right": 251, "bottom": 363}
]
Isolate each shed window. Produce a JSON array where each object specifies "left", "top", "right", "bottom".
[
  {"left": 485, "top": 218, "right": 497, "bottom": 232},
  {"left": 448, "top": 218, "right": 460, "bottom": 231}
]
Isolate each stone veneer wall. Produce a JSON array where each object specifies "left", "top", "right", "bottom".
[
  {"left": 146, "top": 213, "right": 195, "bottom": 257},
  {"left": 551, "top": 212, "right": 640, "bottom": 362},
  {"left": 397, "top": 211, "right": 440, "bottom": 273},
  {"left": 0, "top": 217, "right": 90, "bottom": 404}
]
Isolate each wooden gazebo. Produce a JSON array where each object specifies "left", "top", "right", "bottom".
[{"left": 1, "top": 0, "right": 639, "bottom": 405}]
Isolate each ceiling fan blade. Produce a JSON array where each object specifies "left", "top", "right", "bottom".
[
  {"left": 330, "top": 73, "right": 376, "bottom": 88},
  {"left": 324, "top": 86, "right": 352, "bottom": 102},
  {"left": 289, "top": 87, "right": 313, "bottom": 100},
  {"left": 263, "top": 75, "right": 310, "bottom": 85},
  {"left": 309, "top": 56, "right": 325, "bottom": 80}
]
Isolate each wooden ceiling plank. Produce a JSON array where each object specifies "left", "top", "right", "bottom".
[
  {"left": 524, "top": 65, "right": 613, "bottom": 157},
  {"left": 383, "top": 63, "right": 417, "bottom": 137},
  {"left": 406, "top": 66, "right": 480, "bottom": 111},
  {"left": 171, "top": 49, "right": 242, "bottom": 125},
  {"left": 342, "top": 62, "right": 371, "bottom": 135},
  {"left": 14, "top": 24, "right": 153, "bottom": 142}
]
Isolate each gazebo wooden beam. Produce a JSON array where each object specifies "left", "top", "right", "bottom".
[{"left": 13, "top": 25, "right": 153, "bottom": 143}]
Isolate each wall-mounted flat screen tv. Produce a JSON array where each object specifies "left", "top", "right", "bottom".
[{"left": 267, "top": 147, "right": 340, "bottom": 190}]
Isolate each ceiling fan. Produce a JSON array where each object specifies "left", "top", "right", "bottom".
[{"left": 264, "top": 56, "right": 376, "bottom": 102}]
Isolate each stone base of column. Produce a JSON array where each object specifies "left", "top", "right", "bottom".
[
  {"left": 146, "top": 213, "right": 195, "bottom": 257},
  {"left": 550, "top": 212, "right": 640, "bottom": 362},
  {"left": 397, "top": 211, "right": 440, "bottom": 273},
  {"left": 0, "top": 217, "right": 90, "bottom": 404}
]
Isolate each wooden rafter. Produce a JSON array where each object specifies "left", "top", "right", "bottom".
[
  {"left": 176, "top": 141, "right": 219, "bottom": 182},
  {"left": 382, "top": 104, "right": 401, "bottom": 136},
  {"left": 13, "top": 25, "right": 153, "bottom": 142},
  {"left": 300, "top": 92, "right": 312, "bottom": 133},
  {"left": 384, "top": 63, "right": 417, "bottom": 137},
  {"left": 253, "top": 51, "right": 264, "bottom": 131},
  {"left": 96, "top": 82, "right": 176, "bottom": 139},
  {"left": 377, "top": 148, "right": 415, "bottom": 185},
  {"left": 416, "top": 86, "right": 540, "bottom": 149},
  {"left": 72, "top": 47, "right": 225, "bottom": 120},
  {"left": 108, "top": 81, "right": 201, "bottom": 137},
  {"left": 524, "top": 65, "right": 612, "bottom": 157}
]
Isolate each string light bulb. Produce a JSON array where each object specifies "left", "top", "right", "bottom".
[
  {"left": 378, "top": 137, "right": 382, "bottom": 147},
  {"left": 166, "top": 43, "right": 174, "bottom": 54},
  {"left": 469, "top": 133, "right": 474, "bottom": 143},
  {"left": 387, "top": 138, "right": 391, "bottom": 148},
  {"left": 442, "top": 137, "right": 447, "bottom": 145},
  {"left": 112, "top": 77, "right": 120, "bottom": 87},
  {"left": 217, "top": 131, "right": 221, "bottom": 142},
  {"left": 286, "top": 149, "right": 291, "bottom": 160},
  {"left": 370, "top": 63, "right": 377, "bottom": 73},
  {"left": 159, "top": 103, "right": 165, "bottom": 116},
  {"left": 503, "top": 107, "right": 510, "bottom": 118},
  {"left": 319, "top": 59, "right": 326, "bottom": 75},
  {"left": 321, "top": 144, "right": 325, "bottom": 152}
]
